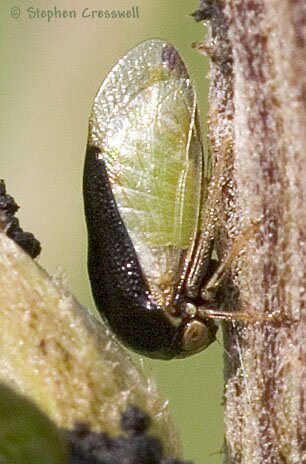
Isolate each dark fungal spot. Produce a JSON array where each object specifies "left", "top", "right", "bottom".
[
  {"left": 66, "top": 406, "right": 193, "bottom": 464},
  {"left": 120, "top": 406, "right": 151, "bottom": 435},
  {"left": 0, "top": 180, "right": 41, "bottom": 258},
  {"left": 191, "top": 0, "right": 218, "bottom": 21}
]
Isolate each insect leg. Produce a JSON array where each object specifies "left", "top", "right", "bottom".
[
  {"left": 201, "top": 222, "right": 259, "bottom": 302},
  {"left": 197, "top": 221, "right": 283, "bottom": 324},
  {"left": 198, "top": 307, "right": 275, "bottom": 323}
]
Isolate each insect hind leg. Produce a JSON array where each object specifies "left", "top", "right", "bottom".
[
  {"left": 197, "top": 221, "right": 277, "bottom": 324},
  {"left": 201, "top": 221, "right": 259, "bottom": 302}
]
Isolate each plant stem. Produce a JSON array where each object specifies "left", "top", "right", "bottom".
[{"left": 196, "top": 0, "right": 306, "bottom": 462}]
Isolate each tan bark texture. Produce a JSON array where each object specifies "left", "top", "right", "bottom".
[{"left": 196, "top": 1, "right": 306, "bottom": 463}]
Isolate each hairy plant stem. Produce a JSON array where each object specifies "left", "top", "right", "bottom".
[{"left": 0, "top": 232, "right": 182, "bottom": 458}]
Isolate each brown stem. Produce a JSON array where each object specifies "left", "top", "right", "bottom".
[{"left": 196, "top": 0, "right": 306, "bottom": 462}]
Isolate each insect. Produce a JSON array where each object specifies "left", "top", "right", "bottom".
[{"left": 84, "top": 39, "right": 238, "bottom": 359}]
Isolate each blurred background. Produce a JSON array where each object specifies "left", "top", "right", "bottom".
[{"left": 0, "top": 1, "right": 224, "bottom": 462}]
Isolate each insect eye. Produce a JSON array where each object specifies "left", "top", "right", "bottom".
[{"left": 181, "top": 320, "right": 212, "bottom": 355}]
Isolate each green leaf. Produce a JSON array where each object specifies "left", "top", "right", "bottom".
[{"left": 0, "top": 383, "right": 67, "bottom": 464}]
